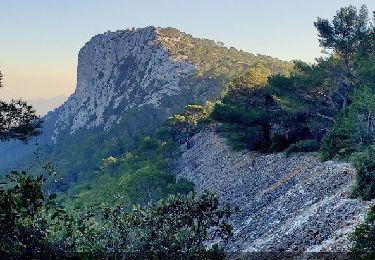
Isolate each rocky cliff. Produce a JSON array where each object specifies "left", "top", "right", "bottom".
[
  {"left": 50, "top": 26, "right": 291, "bottom": 143},
  {"left": 176, "top": 131, "right": 372, "bottom": 252},
  {"left": 0, "top": 26, "right": 370, "bottom": 252},
  {"left": 0, "top": 26, "right": 291, "bottom": 177},
  {"left": 52, "top": 27, "right": 197, "bottom": 141}
]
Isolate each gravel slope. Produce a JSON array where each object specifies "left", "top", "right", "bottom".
[{"left": 176, "top": 131, "right": 372, "bottom": 252}]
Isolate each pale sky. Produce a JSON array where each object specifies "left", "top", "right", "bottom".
[{"left": 1, "top": 0, "right": 375, "bottom": 100}]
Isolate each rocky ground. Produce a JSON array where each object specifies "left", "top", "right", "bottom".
[{"left": 176, "top": 131, "right": 373, "bottom": 252}]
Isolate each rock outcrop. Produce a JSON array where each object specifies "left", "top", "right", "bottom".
[
  {"left": 177, "top": 131, "right": 372, "bottom": 252},
  {"left": 51, "top": 27, "right": 197, "bottom": 141},
  {"left": 48, "top": 26, "right": 290, "bottom": 143},
  {"left": 0, "top": 26, "right": 291, "bottom": 175}
]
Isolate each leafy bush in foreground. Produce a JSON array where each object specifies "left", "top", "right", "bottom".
[
  {"left": 0, "top": 170, "right": 236, "bottom": 258},
  {"left": 350, "top": 146, "right": 375, "bottom": 200},
  {"left": 350, "top": 205, "right": 375, "bottom": 259}
]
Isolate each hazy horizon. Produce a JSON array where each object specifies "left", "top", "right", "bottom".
[{"left": 1, "top": 0, "right": 375, "bottom": 100}]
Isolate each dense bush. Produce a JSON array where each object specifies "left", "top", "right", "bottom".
[
  {"left": 349, "top": 146, "right": 375, "bottom": 200},
  {"left": 284, "top": 139, "right": 320, "bottom": 155},
  {"left": 210, "top": 62, "right": 336, "bottom": 153},
  {"left": 64, "top": 132, "right": 194, "bottom": 208},
  {"left": 0, "top": 170, "right": 235, "bottom": 258},
  {"left": 350, "top": 205, "right": 375, "bottom": 259},
  {"left": 215, "top": 123, "right": 264, "bottom": 151},
  {"left": 319, "top": 109, "right": 358, "bottom": 161},
  {"left": 168, "top": 102, "right": 214, "bottom": 147},
  {"left": 0, "top": 171, "right": 63, "bottom": 256},
  {"left": 158, "top": 28, "right": 292, "bottom": 80}
]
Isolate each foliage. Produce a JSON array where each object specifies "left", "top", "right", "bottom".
[
  {"left": 64, "top": 131, "right": 194, "bottom": 209},
  {"left": 301, "top": 6, "right": 375, "bottom": 205},
  {"left": 0, "top": 71, "right": 41, "bottom": 142},
  {"left": 0, "top": 170, "right": 234, "bottom": 257},
  {"left": 121, "top": 191, "right": 235, "bottom": 258},
  {"left": 314, "top": 5, "right": 370, "bottom": 59},
  {"left": 0, "top": 171, "right": 64, "bottom": 257},
  {"left": 0, "top": 71, "right": 49, "bottom": 256},
  {"left": 60, "top": 191, "right": 235, "bottom": 257},
  {"left": 350, "top": 205, "right": 375, "bottom": 259},
  {"left": 210, "top": 62, "right": 336, "bottom": 152},
  {"left": 314, "top": 4, "right": 371, "bottom": 109},
  {"left": 319, "top": 105, "right": 368, "bottom": 161},
  {"left": 349, "top": 146, "right": 375, "bottom": 200},
  {"left": 284, "top": 139, "right": 320, "bottom": 155},
  {"left": 23, "top": 105, "right": 180, "bottom": 192},
  {"left": 212, "top": 85, "right": 282, "bottom": 152},
  {"left": 222, "top": 65, "right": 272, "bottom": 92},
  {"left": 168, "top": 102, "right": 214, "bottom": 147},
  {"left": 157, "top": 27, "right": 292, "bottom": 80}
]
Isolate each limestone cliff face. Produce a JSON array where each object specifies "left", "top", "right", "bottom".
[
  {"left": 176, "top": 131, "right": 372, "bottom": 252},
  {"left": 0, "top": 26, "right": 291, "bottom": 176},
  {"left": 52, "top": 27, "right": 196, "bottom": 141},
  {"left": 48, "top": 26, "right": 291, "bottom": 143}
]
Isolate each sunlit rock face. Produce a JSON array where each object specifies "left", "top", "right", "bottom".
[
  {"left": 22, "top": 26, "right": 291, "bottom": 145},
  {"left": 0, "top": 26, "right": 290, "bottom": 173},
  {"left": 52, "top": 27, "right": 196, "bottom": 142}
]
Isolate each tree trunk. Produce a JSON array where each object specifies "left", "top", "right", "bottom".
[
  {"left": 368, "top": 110, "right": 372, "bottom": 134},
  {"left": 262, "top": 123, "right": 271, "bottom": 149},
  {"left": 342, "top": 55, "right": 352, "bottom": 110},
  {"left": 186, "top": 123, "right": 191, "bottom": 149},
  {"left": 343, "top": 94, "right": 348, "bottom": 109}
]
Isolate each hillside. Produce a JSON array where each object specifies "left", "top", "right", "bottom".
[
  {"left": 177, "top": 131, "right": 372, "bottom": 251},
  {"left": 50, "top": 27, "right": 290, "bottom": 142},
  {"left": 0, "top": 6, "right": 375, "bottom": 259},
  {"left": 3, "top": 5, "right": 375, "bottom": 257},
  {"left": 0, "top": 27, "right": 291, "bottom": 189}
]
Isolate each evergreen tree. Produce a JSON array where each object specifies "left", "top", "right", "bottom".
[
  {"left": 314, "top": 5, "right": 371, "bottom": 108},
  {"left": 0, "top": 70, "right": 41, "bottom": 142}
]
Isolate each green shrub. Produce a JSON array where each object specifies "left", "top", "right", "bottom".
[
  {"left": 216, "top": 123, "right": 263, "bottom": 151},
  {"left": 350, "top": 205, "right": 375, "bottom": 259},
  {"left": 284, "top": 139, "right": 320, "bottom": 155},
  {"left": 269, "top": 134, "right": 290, "bottom": 152},
  {"left": 1, "top": 171, "right": 235, "bottom": 257},
  {"left": 350, "top": 146, "right": 375, "bottom": 200},
  {"left": 319, "top": 106, "right": 365, "bottom": 161},
  {"left": 157, "top": 28, "right": 292, "bottom": 79}
]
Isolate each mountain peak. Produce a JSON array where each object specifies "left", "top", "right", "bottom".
[
  {"left": 0, "top": 26, "right": 292, "bottom": 191},
  {"left": 41, "top": 27, "right": 290, "bottom": 142}
]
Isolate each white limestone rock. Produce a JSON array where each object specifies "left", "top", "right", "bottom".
[
  {"left": 52, "top": 27, "right": 196, "bottom": 141},
  {"left": 176, "top": 131, "right": 373, "bottom": 252}
]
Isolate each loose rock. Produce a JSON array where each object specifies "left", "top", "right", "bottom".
[{"left": 176, "top": 131, "right": 373, "bottom": 252}]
